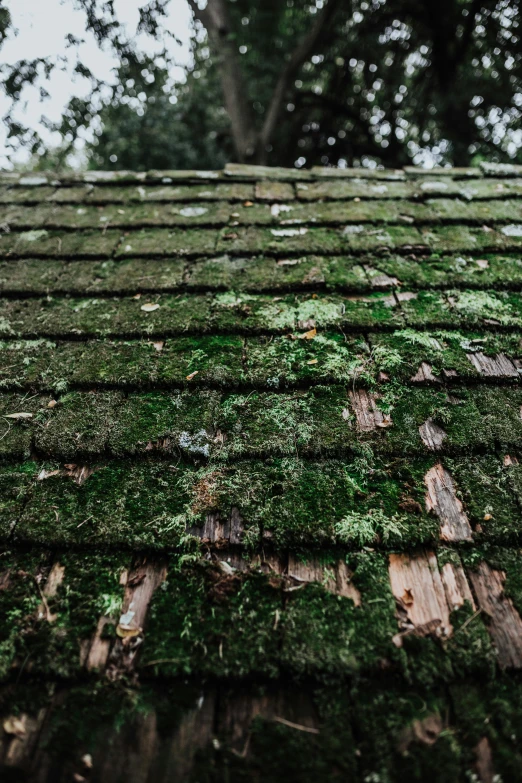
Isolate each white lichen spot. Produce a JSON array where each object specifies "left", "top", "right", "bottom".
[
  {"left": 178, "top": 429, "right": 211, "bottom": 457},
  {"left": 459, "top": 187, "right": 477, "bottom": 201},
  {"left": 501, "top": 224, "right": 522, "bottom": 237},
  {"left": 19, "top": 176, "right": 48, "bottom": 186},
  {"left": 342, "top": 225, "right": 365, "bottom": 235},
  {"left": 162, "top": 177, "right": 173, "bottom": 184},
  {"left": 271, "top": 203, "right": 293, "bottom": 217},
  {"left": 124, "top": 244, "right": 132, "bottom": 252},
  {"left": 420, "top": 180, "right": 448, "bottom": 191},
  {"left": 196, "top": 171, "right": 219, "bottom": 179},
  {"left": 0, "top": 317, "right": 14, "bottom": 334},
  {"left": 119, "top": 609, "right": 136, "bottom": 626},
  {"left": 370, "top": 184, "right": 388, "bottom": 194},
  {"left": 296, "top": 298, "right": 344, "bottom": 325},
  {"left": 18, "top": 230, "right": 48, "bottom": 242},
  {"left": 179, "top": 206, "right": 208, "bottom": 217},
  {"left": 214, "top": 291, "right": 248, "bottom": 307},
  {"left": 270, "top": 227, "right": 308, "bottom": 237},
  {"left": 452, "top": 291, "right": 514, "bottom": 324}
]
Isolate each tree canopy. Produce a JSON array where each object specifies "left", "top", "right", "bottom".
[{"left": 1, "top": 0, "right": 521, "bottom": 170}]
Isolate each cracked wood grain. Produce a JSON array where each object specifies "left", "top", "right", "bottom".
[
  {"left": 287, "top": 554, "right": 361, "bottom": 604},
  {"left": 468, "top": 562, "right": 522, "bottom": 669},
  {"left": 419, "top": 418, "right": 447, "bottom": 451},
  {"left": 424, "top": 463, "right": 473, "bottom": 541},
  {"left": 349, "top": 388, "right": 391, "bottom": 431},
  {"left": 388, "top": 551, "right": 453, "bottom": 641},
  {"left": 466, "top": 352, "right": 518, "bottom": 377}
]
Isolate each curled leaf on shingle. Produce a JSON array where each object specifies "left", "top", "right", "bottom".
[
  {"left": 116, "top": 624, "right": 142, "bottom": 639},
  {"left": 4, "top": 412, "right": 33, "bottom": 419},
  {"left": 141, "top": 303, "right": 160, "bottom": 312},
  {"left": 298, "top": 328, "right": 317, "bottom": 340},
  {"left": 3, "top": 717, "right": 26, "bottom": 737}
]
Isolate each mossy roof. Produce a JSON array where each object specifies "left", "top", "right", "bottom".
[{"left": 3, "top": 161, "right": 522, "bottom": 781}]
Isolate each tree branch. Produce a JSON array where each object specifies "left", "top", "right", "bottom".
[{"left": 258, "top": 0, "right": 343, "bottom": 159}]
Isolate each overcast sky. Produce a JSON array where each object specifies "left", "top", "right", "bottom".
[{"left": 0, "top": 0, "right": 193, "bottom": 168}]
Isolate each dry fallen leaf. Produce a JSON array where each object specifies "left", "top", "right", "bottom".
[
  {"left": 483, "top": 513, "right": 493, "bottom": 521},
  {"left": 132, "top": 293, "right": 142, "bottom": 300},
  {"left": 141, "top": 303, "right": 160, "bottom": 312},
  {"left": 298, "top": 327, "right": 317, "bottom": 340},
  {"left": 47, "top": 399, "right": 58, "bottom": 409},
  {"left": 243, "top": 200, "right": 253, "bottom": 207},
  {"left": 307, "top": 359, "right": 318, "bottom": 365},
  {"left": 401, "top": 588, "right": 414, "bottom": 606},
  {"left": 3, "top": 717, "right": 26, "bottom": 737},
  {"left": 116, "top": 624, "right": 142, "bottom": 639},
  {"left": 4, "top": 412, "right": 33, "bottom": 420},
  {"left": 376, "top": 416, "right": 393, "bottom": 428},
  {"left": 38, "top": 468, "right": 61, "bottom": 481},
  {"left": 186, "top": 371, "right": 199, "bottom": 381},
  {"left": 152, "top": 341, "right": 164, "bottom": 352}
]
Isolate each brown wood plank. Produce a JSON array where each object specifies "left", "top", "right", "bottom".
[
  {"left": 388, "top": 551, "right": 453, "bottom": 643},
  {"left": 466, "top": 352, "right": 518, "bottom": 377},
  {"left": 424, "top": 463, "right": 473, "bottom": 541},
  {"left": 468, "top": 562, "right": 522, "bottom": 669},
  {"left": 419, "top": 418, "right": 447, "bottom": 451},
  {"left": 349, "top": 389, "right": 391, "bottom": 431}
]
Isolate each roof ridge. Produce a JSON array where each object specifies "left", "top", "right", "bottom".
[{"left": 2, "top": 160, "right": 522, "bottom": 186}]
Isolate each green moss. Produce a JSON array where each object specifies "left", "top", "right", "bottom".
[
  {"left": 35, "top": 391, "right": 124, "bottom": 459},
  {"left": 115, "top": 228, "right": 218, "bottom": 257},
  {"left": 0, "top": 393, "right": 49, "bottom": 460},
  {"left": 449, "top": 456, "right": 522, "bottom": 543},
  {"left": 0, "top": 462, "right": 35, "bottom": 537},
  {"left": 143, "top": 561, "right": 283, "bottom": 678},
  {"left": 109, "top": 390, "right": 219, "bottom": 457},
  {"left": 335, "top": 509, "right": 408, "bottom": 547},
  {"left": 0, "top": 548, "right": 127, "bottom": 680},
  {"left": 0, "top": 230, "right": 119, "bottom": 258},
  {"left": 4, "top": 675, "right": 522, "bottom": 782},
  {"left": 187, "top": 254, "right": 368, "bottom": 292}
]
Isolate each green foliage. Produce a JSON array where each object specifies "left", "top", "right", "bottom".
[
  {"left": 335, "top": 508, "right": 408, "bottom": 546},
  {"left": 86, "top": 54, "right": 233, "bottom": 171},
  {"left": 2, "top": 0, "right": 522, "bottom": 168}
]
